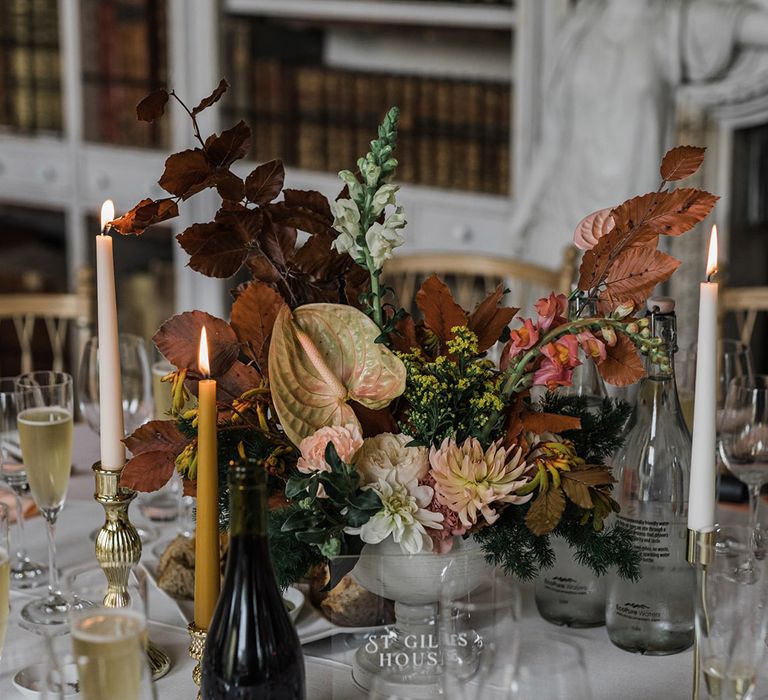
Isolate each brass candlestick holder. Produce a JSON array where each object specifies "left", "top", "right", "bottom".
[
  {"left": 686, "top": 528, "right": 715, "bottom": 700},
  {"left": 92, "top": 463, "right": 172, "bottom": 680},
  {"left": 187, "top": 622, "right": 207, "bottom": 699}
]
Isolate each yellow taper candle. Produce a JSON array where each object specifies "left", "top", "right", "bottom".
[{"left": 194, "top": 326, "right": 220, "bottom": 629}]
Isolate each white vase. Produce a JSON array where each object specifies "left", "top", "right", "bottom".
[{"left": 349, "top": 536, "right": 488, "bottom": 694}]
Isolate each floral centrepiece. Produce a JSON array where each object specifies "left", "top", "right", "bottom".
[{"left": 115, "top": 81, "right": 717, "bottom": 587}]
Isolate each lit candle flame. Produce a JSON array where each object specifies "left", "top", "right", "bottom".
[
  {"left": 199, "top": 326, "right": 211, "bottom": 377},
  {"left": 706, "top": 225, "right": 718, "bottom": 280},
  {"left": 100, "top": 199, "right": 115, "bottom": 233}
]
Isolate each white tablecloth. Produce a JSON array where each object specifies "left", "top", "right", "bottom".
[{"left": 0, "top": 426, "right": 750, "bottom": 699}]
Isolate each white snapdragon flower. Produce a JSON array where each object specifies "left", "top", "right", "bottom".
[
  {"left": 370, "top": 184, "right": 399, "bottom": 217},
  {"left": 338, "top": 170, "right": 364, "bottom": 203},
  {"left": 347, "top": 474, "right": 443, "bottom": 555},
  {"left": 365, "top": 206, "right": 407, "bottom": 269},
  {"left": 330, "top": 198, "right": 365, "bottom": 262}
]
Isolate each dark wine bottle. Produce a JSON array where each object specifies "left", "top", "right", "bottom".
[{"left": 201, "top": 460, "right": 305, "bottom": 699}]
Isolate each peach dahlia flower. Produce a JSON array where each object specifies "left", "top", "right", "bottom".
[{"left": 429, "top": 437, "right": 532, "bottom": 528}]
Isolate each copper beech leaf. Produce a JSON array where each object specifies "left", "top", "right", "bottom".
[
  {"left": 191, "top": 78, "right": 228, "bottom": 116},
  {"left": 597, "top": 333, "right": 644, "bottom": 387},
  {"left": 153, "top": 310, "right": 239, "bottom": 376},
  {"left": 245, "top": 160, "right": 285, "bottom": 204},
  {"left": 110, "top": 198, "right": 179, "bottom": 235},
  {"left": 521, "top": 411, "right": 581, "bottom": 436},
  {"left": 468, "top": 285, "right": 518, "bottom": 352},
  {"left": 158, "top": 149, "right": 212, "bottom": 198},
  {"left": 561, "top": 477, "right": 592, "bottom": 509},
  {"left": 525, "top": 486, "right": 566, "bottom": 536},
  {"left": 204, "top": 120, "right": 251, "bottom": 168},
  {"left": 136, "top": 88, "right": 169, "bottom": 123},
  {"left": 177, "top": 211, "right": 255, "bottom": 279},
  {"left": 120, "top": 451, "right": 176, "bottom": 492},
  {"left": 660, "top": 146, "right": 706, "bottom": 182},
  {"left": 416, "top": 275, "right": 468, "bottom": 344},
  {"left": 123, "top": 420, "right": 186, "bottom": 456},
  {"left": 185, "top": 360, "right": 261, "bottom": 402},
  {"left": 230, "top": 281, "right": 286, "bottom": 371},
  {"left": 269, "top": 189, "right": 333, "bottom": 235},
  {"left": 268, "top": 303, "right": 406, "bottom": 446},
  {"left": 573, "top": 208, "right": 614, "bottom": 251},
  {"left": 601, "top": 247, "right": 680, "bottom": 307}
]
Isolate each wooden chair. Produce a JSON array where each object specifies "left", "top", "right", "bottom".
[
  {"left": 0, "top": 268, "right": 94, "bottom": 375},
  {"left": 383, "top": 248, "right": 578, "bottom": 317},
  {"left": 720, "top": 286, "right": 768, "bottom": 348}
]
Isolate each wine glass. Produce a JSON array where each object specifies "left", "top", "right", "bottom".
[
  {"left": 78, "top": 334, "right": 152, "bottom": 436},
  {"left": 696, "top": 525, "right": 768, "bottom": 700},
  {"left": 440, "top": 567, "right": 520, "bottom": 700},
  {"left": 512, "top": 633, "right": 592, "bottom": 700},
  {"left": 719, "top": 375, "right": 768, "bottom": 530},
  {"left": 15, "top": 371, "right": 74, "bottom": 627},
  {"left": 0, "top": 377, "right": 47, "bottom": 589},
  {"left": 54, "top": 567, "right": 154, "bottom": 700},
  {"left": 0, "top": 503, "right": 9, "bottom": 657},
  {"left": 716, "top": 340, "right": 754, "bottom": 410}
]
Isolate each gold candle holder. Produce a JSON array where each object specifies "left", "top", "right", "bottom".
[
  {"left": 686, "top": 528, "right": 715, "bottom": 700},
  {"left": 187, "top": 622, "right": 207, "bottom": 699},
  {"left": 92, "top": 463, "right": 172, "bottom": 680}
]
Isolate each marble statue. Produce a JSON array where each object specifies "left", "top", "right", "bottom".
[{"left": 512, "top": 0, "right": 768, "bottom": 267}]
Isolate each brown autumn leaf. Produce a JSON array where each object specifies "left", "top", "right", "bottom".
[
  {"left": 269, "top": 189, "right": 333, "bottom": 235},
  {"left": 136, "top": 88, "right": 169, "bottom": 122},
  {"left": 611, "top": 189, "right": 718, "bottom": 241},
  {"left": 351, "top": 402, "right": 399, "bottom": 437},
  {"left": 158, "top": 149, "right": 212, "bottom": 198},
  {"left": 204, "top": 120, "right": 251, "bottom": 168},
  {"left": 212, "top": 360, "right": 262, "bottom": 402},
  {"left": 212, "top": 171, "right": 245, "bottom": 202},
  {"left": 601, "top": 247, "right": 680, "bottom": 307},
  {"left": 120, "top": 451, "right": 177, "bottom": 492},
  {"left": 390, "top": 314, "right": 420, "bottom": 353},
  {"left": 110, "top": 197, "right": 179, "bottom": 235},
  {"left": 525, "top": 486, "right": 566, "bottom": 536},
  {"left": 468, "top": 285, "right": 518, "bottom": 352},
  {"left": 153, "top": 310, "right": 239, "bottom": 376},
  {"left": 123, "top": 420, "right": 186, "bottom": 456},
  {"left": 660, "top": 145, "right": 706, "bottom": 182},
  {"left": 183, "top": 478, "right": 197, "bottom": 498},
  {"left": 561, "top": 476, "right": 592, "bottom": 508},
  {"left": 292, "top": 229, "right": 344, "bottom": 278},
  {"left": 230, "top": 280, "right": 286, "bottom": 371},
  {"left": 245, "top": 159, "right": 285, "bottom": 205},
  {"left": 597, "top": 333, "right": 644, "bottom": 387},
  {"left": 520, "top": 411, "right": 581, "bottom": 436},
  {"left": 573, "top": 208, "right": 615, "bottom": 251},
  {"left": 416, "top": 275, "right": 468, "bottom": 344},
  {"left": 176, "top": 217, "right": 252, "bottom": 279},
  {"left": 563, "top": 466, "right": 615, "bottom": 486},
  {"left": 246, "top": 253, "right": 282, "bottom": 286},
  {"left": 259, "top": 220, "right": 298, "bottom": 273},
  {"left": 191, "top": 78, "right": 229, "bottom": 116}
]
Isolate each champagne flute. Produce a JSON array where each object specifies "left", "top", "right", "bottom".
[
  {"left": 719, "top": 375, "right": 768, "bottom": 531},
  {"left": 15, "top": 371, "right": 74, "bottom": 627},
  {"left": 57, "top": 567, "right": 154, "bottom": 700},
  {"left": 0, "top": 503, "right": 10, "bottom": 657},
  {"left": 0, "top": 377, "right": 47, "bottom": 589},
  {"left": 78, "top": 334, "right": 152, "bottom": 436}
]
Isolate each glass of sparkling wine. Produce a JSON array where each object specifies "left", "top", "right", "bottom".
[
  {"left": 0, "top": 377, "right": 47, "bottom": 589},
  {"left": 0, "top": 503, "right": 10, "bottom": 657},
  {"left": 55, "top": 568, "right": 153, "bottom": 700},
  {"left": 15, "top": 371, "right": 74, "bottom": 626},
  {"left": 697, "top": 525, "right": 768, "bottom": 700}
]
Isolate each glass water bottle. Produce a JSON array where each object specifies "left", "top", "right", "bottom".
[
  {"left": 605, "top": 297, "right": 694, "bottom": 655},
  {"left": 535, "top": 292, "right": 609, "bottom": 627}
]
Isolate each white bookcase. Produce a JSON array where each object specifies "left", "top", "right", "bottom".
[{"left": 0, "top": 0, "right": 570, "bottom": 318}]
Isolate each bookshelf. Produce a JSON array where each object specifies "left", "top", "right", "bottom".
[{"left": 0, "top": 0, "right": 572, "bottom": 319}]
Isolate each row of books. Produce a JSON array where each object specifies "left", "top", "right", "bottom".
[
  {"left": 80, "top": 0, "right": 169, "bottom": 148},
  {"left": 0, "top": 0, "right": 62, "bottom": 134},
  {"left": 224, "top": 59, "right": 512, "bottom": 196}
]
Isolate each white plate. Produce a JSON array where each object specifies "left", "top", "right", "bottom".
[{"left": 143, "top": 559, "right": 382, "bottom": 644}]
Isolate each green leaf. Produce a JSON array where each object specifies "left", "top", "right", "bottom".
[
  {"left": 280, "top": 508, "right": 316, "bottom": 532},
  {"left": 285, "top": 475, "right": 310, "bottom": 500}
]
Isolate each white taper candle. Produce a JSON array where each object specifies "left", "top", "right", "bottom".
[{"left": 96, "top": 200, "right": 126, "bottom": 471}]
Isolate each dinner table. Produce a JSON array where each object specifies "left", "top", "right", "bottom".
[{"left": 0, "top": 423, "right": 757, "bottom": 700}]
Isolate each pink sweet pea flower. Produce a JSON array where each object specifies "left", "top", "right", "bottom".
[
  {"left": 534, "top": 293, "right": 568, "bottom": 332},
  {"left": 500, "top": 318, "right": 540, "bottom": 369},
  {"left": 577, "top": 330, "right": 607, "bottom": 363}
]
